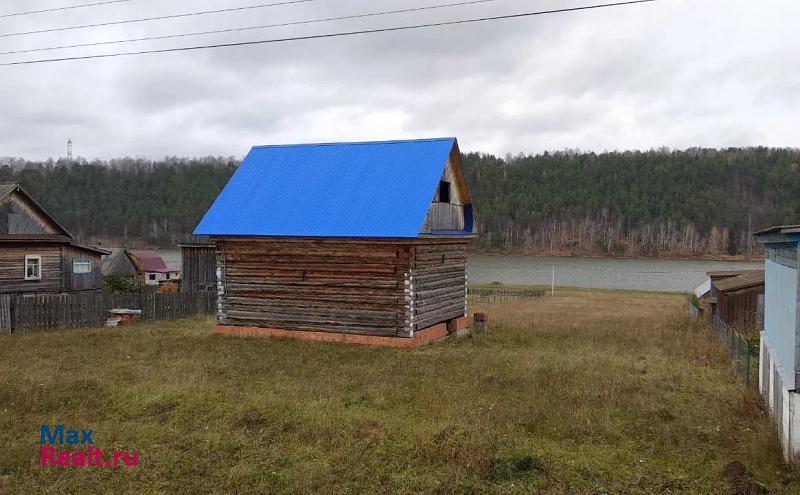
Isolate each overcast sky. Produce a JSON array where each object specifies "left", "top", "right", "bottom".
[{"left": 0, "top": 0, "right": 797, "bottom": 160}]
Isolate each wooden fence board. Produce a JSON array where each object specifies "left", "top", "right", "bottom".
[{"left": 2, "top": 291, "right": 216, "bottom": 334}]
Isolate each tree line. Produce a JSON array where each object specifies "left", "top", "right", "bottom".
[{"left": 1, "top": 146, "right": 798, "bottom": 256}]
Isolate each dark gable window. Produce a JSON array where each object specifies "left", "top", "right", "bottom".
[{"left": 439, "top": 181, "right": 451, "bottom": 203}]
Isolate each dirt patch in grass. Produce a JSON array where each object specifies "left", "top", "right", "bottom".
[{"left": 0, "top": 290, "right": 798, "bottom": 493}]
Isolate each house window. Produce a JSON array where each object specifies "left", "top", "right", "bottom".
[
  {"left": 149, "top": 274, "right": 156, "bottom": 281},
  {"left": 439, "top": 181, "right": 451, "bottom": 203},
  {"left": 24, "top": 255, "right": 41, "bottom": 280},
  {"left": 73, "top": 259, "right": 92, "bottom": 274}
]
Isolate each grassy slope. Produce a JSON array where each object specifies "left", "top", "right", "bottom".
[{"left": 0, "top": 289, "right": 798, "bottom": 494}]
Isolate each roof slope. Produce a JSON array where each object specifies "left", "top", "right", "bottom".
[
  {"left": 0, "top": 183, "right": 16, "bottom": 201},
  {"left": 713, "top": 271, "right": 765, "bottom": 292},
  {"left": 194, "top": 138, "right": 458, "bottom": 238},
  {"left": 0, "top": 182, "right": 73, "bottom": 238},
  {"left": 130, "top": 250, "right": 172, "bottom": 273}
]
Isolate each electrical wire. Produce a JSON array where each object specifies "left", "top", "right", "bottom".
[
  {"left": 0, "top": 0, "right": 657, "bottom": 67},
  {"left": 0, "top": 0, "right": 132, "bottom": 19},
  {"left": 0, "top": 0, "right": 505, "bottom": 56},
  {"left": 0, "top": 0, "right": 320, "bottom": 38}
]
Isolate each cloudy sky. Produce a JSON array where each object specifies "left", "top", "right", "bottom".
[{"left": 0, "top": 0, "right": 797, "bottom": 160}]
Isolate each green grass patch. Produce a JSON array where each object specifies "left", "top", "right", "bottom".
[{"left": 0, "top": 290, "right": 797, "bottom": 493}]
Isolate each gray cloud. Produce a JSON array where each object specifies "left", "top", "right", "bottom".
[{"left": 0, "top": 0, "right": 797, "bottom": 160}]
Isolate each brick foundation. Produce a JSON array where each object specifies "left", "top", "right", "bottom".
[{"left": 214, "top": 316, "right": 469, "bottom": 348}]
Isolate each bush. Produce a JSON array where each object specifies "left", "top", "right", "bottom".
[{"left": 103, "top": 275, "right": 141, "bottom": 293}]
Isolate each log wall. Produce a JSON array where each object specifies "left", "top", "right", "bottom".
[
  {"left": 215, "top": 238, "right": 469, "bottom": 338},
  {"left": 409, "top": 242, "right": 467, "bottom": 332}
]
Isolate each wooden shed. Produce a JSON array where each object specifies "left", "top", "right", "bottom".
[
  {"left": 0, "top": 183, "right": 109, "bottom": 294},
  {"left": 194, "top": 138, "right": 476, "bottom": 346},
  {"left": 711, "top": 270, "right": 764, "bottom": 331},
  {"left": 179, "top": 242, "right": 216, "bottom": 293}
]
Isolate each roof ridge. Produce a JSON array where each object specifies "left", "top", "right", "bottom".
[{"left": 250, "top": 137, "right": 456, "bottom": 150}]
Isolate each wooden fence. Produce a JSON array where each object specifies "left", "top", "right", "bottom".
[
  {"left": 467, "top": 287, "right": 545, "bottom": 303},
  {"left": 0, "top": 291, "right": 216, "bottom": 334}
]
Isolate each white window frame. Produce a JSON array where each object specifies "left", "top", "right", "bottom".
[
  {"left": 73, "top": 259, "right": 92, "bottom": 274},
  {"left": 24, "top": 255, "right": 42, "bottom": 281}
]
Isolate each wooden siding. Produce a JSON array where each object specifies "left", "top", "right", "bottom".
[
  {"left": 409, "top": 242, "right": 467, "bottom": 331},
  {"left": 0, "top": 246, "right": 62, "bottom": 294},
  {"left": 62, "top": 246, "right": 103, "bottom": 291},
  {"left": 0, "top": 192, "right": 61, "bottom": 235},
  {"left": 215, "top": 238, "right": 469, "bottom": 338},
  {"left": 420, "top": 157, "right": 467, "bottom": 233},
  {"left": 181, "top": 245, "right": 216, "bottom": 293},
  {"left": 766, "top": 243, "right": 798, "bottom": 269},
  {"left": 718, "top": 284, "right": 765, "bottom": 331}
]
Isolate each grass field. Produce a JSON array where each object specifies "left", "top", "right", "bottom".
[{"left": 1, "top": 289, "right": 798, "bottom": 494}]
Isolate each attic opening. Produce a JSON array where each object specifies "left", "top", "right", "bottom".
[{"left": 438, "top": 181, "right": 451, "bottom": 203}]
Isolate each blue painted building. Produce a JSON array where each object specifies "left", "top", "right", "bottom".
[
  {"left": 194, "top": 138, "right": 477, "bottom": 345},
  {"left": 756, "top": 225, "right": 800, "bottom": 462}
]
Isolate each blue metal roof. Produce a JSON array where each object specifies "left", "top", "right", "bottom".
[{"left": 194, "top": 138, "right": 458, "bottom": 238}]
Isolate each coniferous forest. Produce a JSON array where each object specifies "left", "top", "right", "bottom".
[{"left": 2, "top": 146, "right": 799, "bottom": 257}]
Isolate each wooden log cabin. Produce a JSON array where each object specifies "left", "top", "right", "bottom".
[
  {"left": 0, "top": 183, "right": 109, "bottom": 294},
  {"left": 194, "top": 138, "right": 477, "bottom": 346}
]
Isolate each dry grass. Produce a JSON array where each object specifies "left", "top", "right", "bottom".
[{"left": 0, "top": 288, "right": 798, "bottom": 494}]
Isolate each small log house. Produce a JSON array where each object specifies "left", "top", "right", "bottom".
[
  {"left": 0, "top": 183, "right": 109, "bottom": 294},
  {"left": 194, "top": 138, "right": 477, "bottom": 346}
]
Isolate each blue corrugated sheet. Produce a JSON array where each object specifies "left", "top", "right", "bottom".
[{"left": 194, "top": 138, "right": 457, "bottom": 238}]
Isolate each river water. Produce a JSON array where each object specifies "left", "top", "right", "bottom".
[
  {"left": 159, "top": 250, "right": 763, "bottom": 293},
  {"left": 467, "top": 255, "right": 763, "bottom": 292}
]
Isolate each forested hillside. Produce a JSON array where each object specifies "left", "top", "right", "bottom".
[{"left": 1, "top": 146, "right": 798, "bottom": 256}]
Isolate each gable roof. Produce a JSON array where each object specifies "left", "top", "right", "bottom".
[
  {"left": 0, "top": 182, "right": 73, "bottom": 238},
  {"left": 130, "top": 250, "right": 174, "bottom": 273},
  {"left": 194, "top": 138, "right": 465, "bottom": 238},
  {"left": 0, "top": 183, "right": 16, "bottom": 201}
]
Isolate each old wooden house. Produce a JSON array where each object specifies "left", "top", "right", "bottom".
[
  {"left": 179, "top": 242, "right": 216, "bottom": 293},
  {"left": 0, "top": 183, "right": 109, "bottom": 294},
  {"left": 194, "top": 138, "right": 477, "bottom": 346}
]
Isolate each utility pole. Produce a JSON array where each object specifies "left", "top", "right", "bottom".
[{"left": 67, "top": 138, "right": 73, "bottom": 161}]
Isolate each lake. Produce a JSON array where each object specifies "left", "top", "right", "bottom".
[{"left": 158, "top": 249, "right": 763, "bottom": 293}]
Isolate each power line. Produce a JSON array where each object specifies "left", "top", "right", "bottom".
[
  {"left": 0, "top": 0, "right": 132, "bottom": 19},
  {"left": 0, "top": 0, "right": 658, "bottom": 67},
  {"left": 0, "top": 0, "right": 505, "bottom": 56},
  {"left": 0, "top": 0, "right": 320, "bottom": 38}
]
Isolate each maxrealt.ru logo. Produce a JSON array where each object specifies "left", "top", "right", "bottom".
[{"left": 40, "top": 425, "right": 139, "bottom": 468}]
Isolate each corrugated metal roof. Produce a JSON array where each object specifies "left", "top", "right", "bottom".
[
  {"left": 130, "top": 250, "right": 173, "bottom": 273},
  {"left": 194, "top": 138, "right": 458, "bottom": 238},
  {"left": 713, "top": 271, "right": 765, "bottom": 292}
]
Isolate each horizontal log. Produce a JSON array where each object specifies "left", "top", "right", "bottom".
[
  {"left": 226, "top": 263, "right": 401, "bottom": 276},
  {"left": 221, "top": 315, "right": 404, "bottom": 337},
  {"left": 413, "top": 285, "right": 466, "bottom": 300},
  {"left": 224, "top": 301, "right": 406, "bottom": 321},
  {"left": 226, "top": 297, "right": 408, "bottom": 315},
  {"left": 225, "top": 309, "right": 404, "bottom": 327},
  {"left": 414, "top": 300, "right": 465, "bottom": 317},
  {"left": 412, "top": 276, "right": 466, "bottom": 291},
  {"left": 222, "top": 278, "right": 403, "bottom": 289},
  {"left": 225, "top": 291, "right": 405, "bottom": 306},
  {"left": 413, "top": 308, "right": 466, "bottom": 331}
]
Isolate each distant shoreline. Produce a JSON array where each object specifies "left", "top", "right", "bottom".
[{"left": 466, "top": 249, "right": 764, "bottom": 263}]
